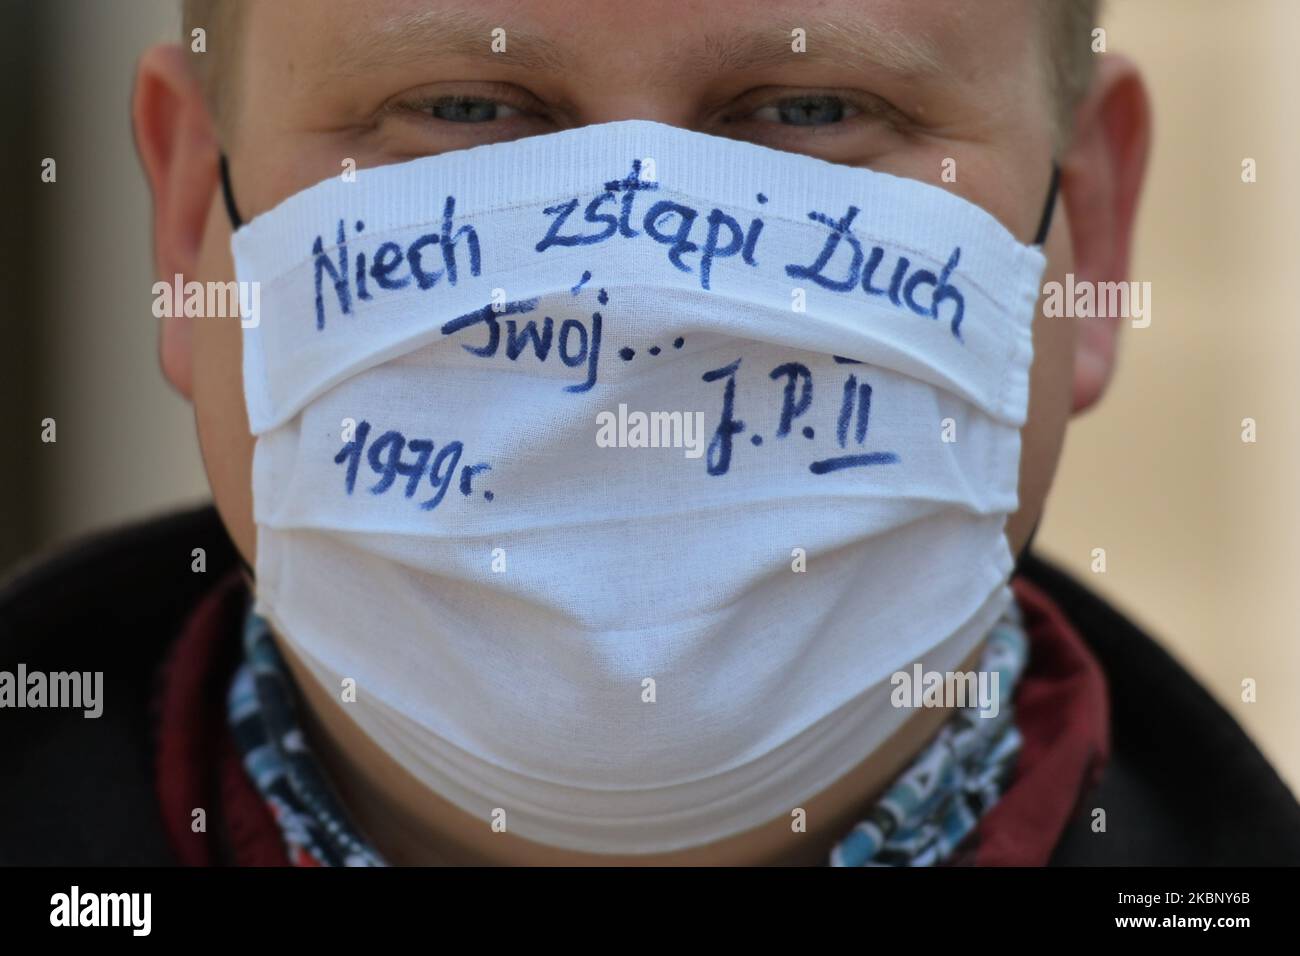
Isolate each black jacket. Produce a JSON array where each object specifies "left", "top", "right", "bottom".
[{"left": 1, "top": 504, "right": 1298, "bottom": 865}]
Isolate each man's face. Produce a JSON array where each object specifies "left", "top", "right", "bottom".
[{"left": 185, "top": 0, "right": 1078, "bottom": 567}]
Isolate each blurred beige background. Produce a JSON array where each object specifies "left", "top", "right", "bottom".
[
  {"left": 1036, "top": 0, "right": 1300, "bottom": 795},
  {"left": 4, "top": 1, "right": 1297, "bottom": 792}
]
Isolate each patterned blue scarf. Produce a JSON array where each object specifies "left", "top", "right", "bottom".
[{"left": 228, "top": 601, "right": 1027, "bottom": 866}]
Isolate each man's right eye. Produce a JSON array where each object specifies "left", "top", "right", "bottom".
[
  {"left": 423, "top": 95, "right": 521, "bottom": 123},
  {"left": 756, "top": 95, "right": 858, "bottom": 127},
  {"left": 376, "top": 84, "right": 554, "bottom": 157}
]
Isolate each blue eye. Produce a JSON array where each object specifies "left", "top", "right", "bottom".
[
  {"left": 428, "top": 96, "right": 519, "bottom": 123},
  {"left": 755, "top": 95, "right": 858, "bottom": 126}
]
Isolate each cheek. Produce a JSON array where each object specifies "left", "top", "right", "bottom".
[
  {"left": 191, "top": 213, "right": 258, "bottom": 567},
  {"left": 1004, "top": 273, "right": 1075, "bottom": 555},
  {"left": 192, "top": 314, "right": 258, "bottom": 566}
]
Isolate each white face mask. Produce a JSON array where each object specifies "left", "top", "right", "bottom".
[{"left": 229, "top": 119, "right": 1049, "bottom": 855}]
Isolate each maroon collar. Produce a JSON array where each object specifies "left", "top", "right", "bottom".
[
  {"left": 153, "top": 571, "right": 1109, "bottom": 866},
  {"left": 153, "top": 569, "right": 289, "bottom": 866},
  {"left": 954, "top": 575, "right": 1111, "bottom": 865}
]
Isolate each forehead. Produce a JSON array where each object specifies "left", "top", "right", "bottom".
[{"left": 245, "top": 0, "right": 1038, "bottom": 88}]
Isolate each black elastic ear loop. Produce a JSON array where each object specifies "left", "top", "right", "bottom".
[
  {"left": 1008, "top": 166, "right": 1060, "bottom": 576},
  {"left": 219, "top": 152, "right": 245, "bottom": 230},
  {"left": 1032, "top": 163, "right": 1061, "bottom": 246}
]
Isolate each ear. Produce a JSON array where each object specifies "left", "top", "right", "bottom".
[
  {"left": 1058, "top": 52, "right": 1153, "bottom": 414},
  {"left": 132, "top": 43, "right": 220, "bottom": 400}
]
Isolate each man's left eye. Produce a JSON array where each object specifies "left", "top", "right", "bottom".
[
  {"left": 753, "top": 95, "right": 860, "bottom": 126},
  {"left": 427, "top": 96, "right": 521, "bottom": 123}
]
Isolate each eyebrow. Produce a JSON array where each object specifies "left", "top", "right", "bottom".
[
  {"left": 323, "top": 10, "right": 945, "bottom": 83},
  {"left": 672, "top": 19, "right": 947, "bottom": 80},
  {"left": 324, "top": 9, "right": 568, "bottom": 78}
]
